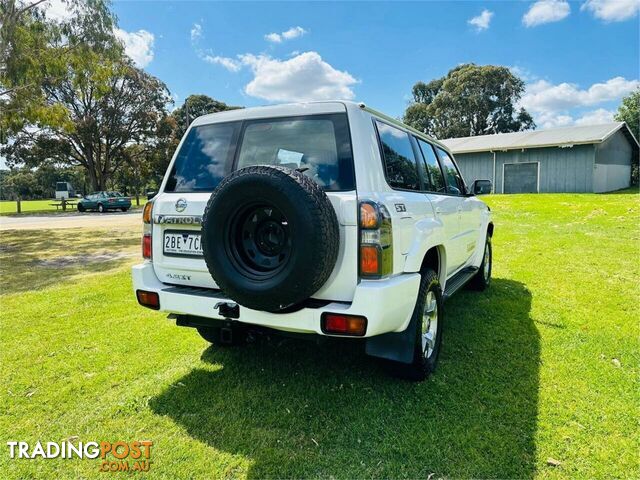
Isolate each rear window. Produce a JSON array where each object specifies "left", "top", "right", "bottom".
[{"left": 165, "top": 113, "right": 354, "bottom": 192}]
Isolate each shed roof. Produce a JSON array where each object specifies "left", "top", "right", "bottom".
[{"left": 441, "top": 122, "right": 639, "bottom": 154}]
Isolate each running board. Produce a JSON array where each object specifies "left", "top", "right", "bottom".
[{"left": 443, "top": 267, "right": 478, "bottom": 300}]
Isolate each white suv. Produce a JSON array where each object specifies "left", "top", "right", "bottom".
[{"left": 132, "top": 101, "right": 493, "bottom": 380}]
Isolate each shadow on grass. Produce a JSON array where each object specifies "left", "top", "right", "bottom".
[
  {"left": 0, "top": 228, "right": 139, "bottom": 295},
  {"left": 150, "top": 279, "right": 539, "bottom": 478}
]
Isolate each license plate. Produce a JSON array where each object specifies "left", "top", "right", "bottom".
[{"left": 163, "top": 231, "right": 203, "bottom": 256}]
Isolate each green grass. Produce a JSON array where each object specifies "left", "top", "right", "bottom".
[
  {"left": 0, "top": 191, "right": 638, "bottom": 479},
  {"left": 0, "top": 197, "right": 146, "bottom": 215}
]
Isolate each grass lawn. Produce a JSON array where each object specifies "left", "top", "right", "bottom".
[
  {"left": 0, "top": 191, "right": 638, "bottom": 479},
  {"left": 0, "top": 197, "right": 147, "bottom": 215}
]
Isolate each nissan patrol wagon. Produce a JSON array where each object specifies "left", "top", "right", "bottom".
[{"left": 132, "top": 101, "right": 493, "bottom": 380}]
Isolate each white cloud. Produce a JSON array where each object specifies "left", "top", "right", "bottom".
[
  {"left": 264, "top": 26, "right": 307, "bottom": 43},
  {"left": 265, "top": 33, "right": 282, "bottom": 43},
  {"left": 520, "top": 76, "right": 638, "bottom": 128},
  {"left": 41, "top": 0, "right": 73, "bottom": 22},
  {"left": 468, "top": 9, "right": 494, "bottom": 31},
  {"left": 535, "top": 112, "right": 575, "bottom": 129},
  {"left": 239, "top": 51, "right": 357, "bottom": 102},
  {"left": 114, "top": 28, "right": 154, "bottom": 68},
  {"left": 282, "top": 26, "right": 307, "bottom": 40},
  {"left": 522, "top": 76, "right": 639, "bottom": 112},
  {"left": 523, "top": 0, "right": 571, "bottom": 27},
  {"left": 581, "top": 0, "right": 640, "bottom": 22},
  {"left": 190, "top": 23, "right": 202, "bottom": 43},
  {"left": 574, "top": 108, "right": 616, "bottom": 125},
  {"left": 202, "top": 54, "right": 242, "bottom": 72},
  {"left": 509, "top": 65, "right": 537, "bottom": 82}
]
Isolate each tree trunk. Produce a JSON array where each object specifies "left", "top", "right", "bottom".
[{"left": 16, "top": 197, "right": 21, "bottom": 214}]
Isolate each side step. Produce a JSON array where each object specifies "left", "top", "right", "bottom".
[{"left": 443, "top": 266, "right": 478, "bottom": 301}]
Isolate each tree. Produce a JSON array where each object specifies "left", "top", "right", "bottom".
[
  {"left": 1, "top": 0, "right": 172, "bottom": 191},
  {"left": 0, "top": 167, "right": 37, "bottom": 201},
  {"left": 615, "top": 88, "right": 640, "bottom": 185},
  {"left": 403, "top": 64, "right": 535, "bottom": 139},
  {"left": 141, "top": 94, "right": 241, "bottom": 182},
  {"left": 3, "top": 61, "right": 170, "bottom": 191},
  {"left": 170, "top": 94, "right": 241, "bottom": 140},
  {"left": 1, "top": 0, "right": 119, "bottom": 137}
]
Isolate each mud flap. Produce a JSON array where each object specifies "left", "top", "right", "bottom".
[{"left": 365, "top": 314, "right": 417, "bottom": 364}]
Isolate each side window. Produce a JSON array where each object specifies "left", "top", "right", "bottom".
[
  {"left": 436, "top": 147, "right": 465, "bottom": 195},
  {"left": 375, "top": 121, "right": 420, "bottom": 191},
  {"left": 416, "top": 138, "right": 447, "bottom": 194}
]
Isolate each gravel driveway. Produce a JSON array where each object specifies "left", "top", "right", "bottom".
[{"left": 0, "top": 211, "right": 142, "bottom": 231}]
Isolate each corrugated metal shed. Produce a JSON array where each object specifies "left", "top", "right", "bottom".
[
  {"left": 441, "top": 122, "right": 638, "bottom": 193},
  {"left": 442, "top": 122, "right": 639, "bottom": 154}
]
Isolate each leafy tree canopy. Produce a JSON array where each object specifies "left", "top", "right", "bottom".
[
  {"left": 615, "top": 88, "right": 640, "bottom": 185},
  {"left": 403, "top": 64, "right": 535, "bottom": 139},
  {"left": 1, "top": 0, "right": 171, "bottom": 191},
  {"left": 170, "top": 94, "right": 241, "bottom": 139},
  {"left": 615, "top": 88, "right": 639, "bottom": 141}
]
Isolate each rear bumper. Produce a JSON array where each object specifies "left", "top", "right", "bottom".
[{"left": 131, "top": 262, "right": 420, "bottom": 338}]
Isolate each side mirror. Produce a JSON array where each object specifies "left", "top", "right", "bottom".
[
  {"left": 146, "top": 191, "right": 157, "bottom": 200},
  {"left": 473, "top": 179, "right": 492, "bottom": 195}
]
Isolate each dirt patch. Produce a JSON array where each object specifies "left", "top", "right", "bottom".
[{"left": 37, "top": 252, "right": 136, "bottom": 268}]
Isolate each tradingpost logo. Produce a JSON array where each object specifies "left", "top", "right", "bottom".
[{"left": 7, "top": 440, "right": 153, "bottom": 472}]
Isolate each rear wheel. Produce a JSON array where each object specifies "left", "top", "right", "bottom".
[
  {"left": 121, "top": 207, "right": 129, "bottom": 212},
  {"left": 97, "top": 203, "right": 105, "bottom": 213},
  {"left": 390, "top": 268, "right": 444, "bottom": 381},
  {"left": 197, "top": 325, "right": 246, "bottom": 346}
]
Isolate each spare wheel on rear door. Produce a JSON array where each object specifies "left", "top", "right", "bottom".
[{"left": 201, "top": 165, "right": 340, "bottom": 312}]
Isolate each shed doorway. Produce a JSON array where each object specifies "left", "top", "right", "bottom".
[{"left": 503, "top": 162, "right": 539, "bottom": 193}]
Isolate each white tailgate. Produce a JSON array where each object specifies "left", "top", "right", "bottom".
[{"left": 151, "top": 191, "right": 359, "bottom": 302}]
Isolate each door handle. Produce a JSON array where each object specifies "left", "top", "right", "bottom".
[
  {"left": 435, "top": 207, "right": 442, "bottom": 215},
  {"left": 457, "top": 206, "right": 463, "bottom": 212}
]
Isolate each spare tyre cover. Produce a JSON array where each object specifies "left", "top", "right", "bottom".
[{"left": 201, "top": 165, "right": 340, "bottom": 312}]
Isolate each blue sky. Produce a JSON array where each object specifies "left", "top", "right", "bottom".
[{"left": 107, "top": 0, "right": 639, "bottom": 129}]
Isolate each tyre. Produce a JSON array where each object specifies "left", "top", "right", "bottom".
[
  {"left": 197, "top": 325, "right": 246, "bottom": 346},
  {"left": 121, "top": 207, "right": 129, "bottom": 212},
  {"left": 201, "top": 166, "right": 339, "bottom": 312},
  {"left": 391, "top": 268, "right": 444, "bottom": 381},
  {"left": 97, "top": 203, "right": 105, "bottom": 213},
  {"left": 469, "top": 236, "right": 492, "bottom": 291},
  {"left": 77, "top": 203, "right": 86, "bottom": 212}
]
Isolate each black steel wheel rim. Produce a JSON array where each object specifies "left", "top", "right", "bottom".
[{"left": 225, "top": 203, "right": 292, "bottom": 280}]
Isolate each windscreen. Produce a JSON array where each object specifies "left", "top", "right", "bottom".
[{"left": 164, "top": 113, "right": 354, "bottom": 192}]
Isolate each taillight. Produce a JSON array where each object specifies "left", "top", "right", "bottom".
[
  {"left": 142, "top": 201, "right": 153, "bottom": 224},
  {"left": 321, "top": 313, "right": 367, "bottom": 336},
  {"left": 359, "top": 201, "right": 392, "bottom": 278},
  {"left": 136, "top": 290, "right": 159, "bottom": 310},
  {"left": 142, "top": 234, "right": 152, "bottom": 259},
  {"left": 142, "top": 201, "right": 153, "bottom": 260}
]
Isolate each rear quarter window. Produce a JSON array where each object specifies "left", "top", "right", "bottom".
[
  {"left": 375, "top": 120, "right": 420, "bottom": 191},
  {"left": 165, "top": 122, "right": 239, "bottom": 193}
]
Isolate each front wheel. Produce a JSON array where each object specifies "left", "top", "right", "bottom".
[
  {"left": 390, "top": 268, "right": 444, "bottom": 381},
  {"left": 77, "top": 203, "right": 86, "bottom": 212},
  {"left": 469, "top": 237, "right": 492, "bottom": 291},
  {"left": 97, "top": 203, "right": 105, "bottom": 213}
]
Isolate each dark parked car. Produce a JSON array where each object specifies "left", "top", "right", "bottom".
[{"left": 77, "top": 191, "right": 132, "bottom": 213}]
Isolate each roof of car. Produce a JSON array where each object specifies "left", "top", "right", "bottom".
[{"left": 191, "top": 100, "right": 451, "bottom": 153}]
